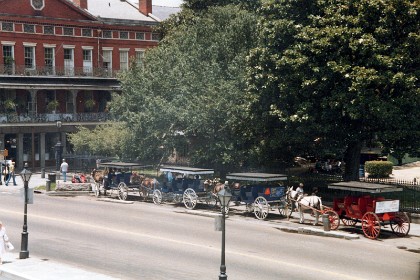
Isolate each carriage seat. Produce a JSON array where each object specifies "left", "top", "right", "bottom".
[
  {"left": 240, "top": 186, "right": 254, "bottom": 203},
  {"left": 333, "top": 198, "right": 345, "bottom": 211},
  {"left": 124, "top": 173, "right": 132, "bottom": 185}
]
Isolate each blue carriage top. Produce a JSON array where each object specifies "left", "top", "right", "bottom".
[
  {"left": 226, "top": 172, "right": 288, "bottom": 203},
  {"left": 159, "top": 165, "right": 214, "bottom": 175},
  {"left": 226, "top": 172, "right": 287, "bottom": 182}
]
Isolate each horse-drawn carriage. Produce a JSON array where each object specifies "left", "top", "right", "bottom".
[
  {"left": 286, "top": 186, "right": 340, "bottom": 230},
  {"left": 225, "top": 172, "right": 289, "bottom": 220},
  {"left": 92, "top": 162, "right": 157, "bottom": 201},
  {"left": 329, "top": 181, "right": 410, "bottom": 239},
  {"left": 154, "top": 166, "right": 218, "bottom": 209}
]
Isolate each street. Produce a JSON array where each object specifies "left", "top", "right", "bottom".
[{"left": 0, "top": 191, "right": 419, "bottom": 280}]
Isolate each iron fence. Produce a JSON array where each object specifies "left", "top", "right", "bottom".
[{"left": 0, "top": 112, "right": 111, "bottom": 123}]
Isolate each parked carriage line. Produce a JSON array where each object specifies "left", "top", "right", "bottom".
[{"left": 89, "top": 162, "right": 411, "bottom": 239}]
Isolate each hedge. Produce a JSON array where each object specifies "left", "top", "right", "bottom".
[{"left": 365, "top": 161, "right": 393, "bottom": 178}]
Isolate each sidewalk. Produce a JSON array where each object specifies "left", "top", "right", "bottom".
[{"left": 0, "top": 253, "right": 119, "bottom": 280}]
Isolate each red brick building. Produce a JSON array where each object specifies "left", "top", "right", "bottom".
[{"left": 0, "top": 0, "right": 179, "bottom": 170}]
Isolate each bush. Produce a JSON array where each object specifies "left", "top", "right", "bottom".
[{"left": 365, "top": 161, "right": 393, "bottom": 178}]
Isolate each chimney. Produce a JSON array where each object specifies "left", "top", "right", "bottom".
[
  {"left": 139, "top": 0, "right": 152, "bottom": 15},
  {"left": 73, "top": 0, "right": 88, "bottom": 10}
]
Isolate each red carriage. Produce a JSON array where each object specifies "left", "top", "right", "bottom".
[{"left": 329, "top": 181, "right": 410, "bottom": 239}]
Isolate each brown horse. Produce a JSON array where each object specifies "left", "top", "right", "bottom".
[
  {"left": 130, "top": 172, "right": 159, "bottom": 197},
  {"left": 204, "top": 178, "right": 226, "bottom": 194},
  {"left": 91, "top": 169, "right": 105, "bottom": 183}
]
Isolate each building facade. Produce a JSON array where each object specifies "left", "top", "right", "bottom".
[{"left": 0, "top": 0, "right": 178, "bottom": 170}]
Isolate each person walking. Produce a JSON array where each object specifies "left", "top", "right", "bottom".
[
  {"left": 5, "top": 161, "right": 17, "bottom": 186},
  {"left": 3, "top": 164, "right": 9, "bottom": 184},
  {"left": 0, "top": 221, "right": 11, "bottom": 264},
  {"left": 60, "top": 159, "right": 69, "bottom": 182}
]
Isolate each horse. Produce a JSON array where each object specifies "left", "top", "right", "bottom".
[
  {"left": 286, "top": 186, "right": 323, "bottom": 225},
  {"left": 140, "top": 176, "right": 159, "bottom": 197},
  {"left": 91, "top": 169, "right": 105, "bottom": 183},
  {"left": 203, "top": 178, "right": 226, "bottom": 194}
]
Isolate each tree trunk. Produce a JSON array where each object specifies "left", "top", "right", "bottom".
[{"left": 343, "top": 141, "right": 362, "bottom": 181}]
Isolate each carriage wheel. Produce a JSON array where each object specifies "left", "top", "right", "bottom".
[
  {"left": 324, "top": 210, "right": 340, "bottom": 230},
  {"left": 390, "top": 212, "right": 410, "bottom": 237},
  {"left": 183, "top": 188, "right": 198, "bottom": 210},
  {"left": 117, "top": 183, "right": 128, "bottom": 201},
  {"left": 153, "top": 189, "right": 162, "bottom": 205},
  {"left": 341, "top": 217, "right": 357, "bottom": 226},
  {"left": 361, "top": 212, "right": 381, "bottom": 239},
  {"left": 254, "top": 197, "right": 269, "bottom": 220},
  {"left": 94, "top": 182, "right": 101, "bottom": 198}
]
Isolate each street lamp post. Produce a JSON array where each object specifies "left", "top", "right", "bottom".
[
  {"left": 218, "top": 184, "right": 232, "bottom": 280},
  {"left": 19, "top": 162, "right": 32, "bottom": 259},
  {"left": 55, "top": 121, "right": 63, "bottom": 171}
]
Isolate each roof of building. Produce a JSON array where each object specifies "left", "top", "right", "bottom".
[
  {"left": 85, "top": 0, "right": 181, "bottom": 22},
  {"left": 152, "top": 5, "right": 181, "bottom": 21}
]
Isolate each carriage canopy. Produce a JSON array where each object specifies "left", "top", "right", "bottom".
[
  {"left": 328, "top": 181, "right": 403, "bottom": 193},
  {"left": 226, "top": 173, "right": 287, "bottom": 182}
]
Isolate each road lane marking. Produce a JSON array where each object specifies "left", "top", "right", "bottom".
[{"left": 0, "top": 208, "right": 362, "bottom": 280}]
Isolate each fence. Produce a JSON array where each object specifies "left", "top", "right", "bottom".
[{"left": 292, "top": 174, "right": 420, "bottom": 214}]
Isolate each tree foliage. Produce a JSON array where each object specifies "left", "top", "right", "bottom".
[
  {"left": 113, "top": 5, "right": 258, "bottom": 170},
  {"left": 68, "top": 122, "right": 132, "bottom": 160},
  {"left": 247, "top": 0, "right": 420, "bottom": 179}
]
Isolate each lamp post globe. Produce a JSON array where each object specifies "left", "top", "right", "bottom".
[
  {"left": 19, "top": 162, "right": 32, "bottom": 259},
  {"left": 218, "top": 183, "right": 232, "bottom": 280}
]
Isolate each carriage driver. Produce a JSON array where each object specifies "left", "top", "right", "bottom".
[{"left": 296, "top": 183, "right": 304, "bottom": 197}]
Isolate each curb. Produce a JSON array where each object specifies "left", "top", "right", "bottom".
[
  {"left": 97, "top": 198, "right": 134, "bottom": 204},
  {"left": 297, "top": 227, "right": 360, "bottom": 239},
  {"left": 45, "top": 191, "right": 91, "bottom": 196}
]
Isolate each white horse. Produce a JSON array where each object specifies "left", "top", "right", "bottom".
[{"left": 286, "top": 186, "right": 323, "bottom": 225}]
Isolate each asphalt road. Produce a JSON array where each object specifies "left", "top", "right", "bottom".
[{"left": 0, "top": 192, "right": 418, "bottom": 280}]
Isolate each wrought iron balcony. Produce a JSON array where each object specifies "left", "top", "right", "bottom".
[
  {"left": 0, "top": 64, "right": 120, "bottom": 78},
  {"left": 0, "top": 112, "right": 112, "bottom": 124}
]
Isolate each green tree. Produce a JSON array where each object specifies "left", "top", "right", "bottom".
[
  {"left": 68, "top": 122, "right": 132, "bottom": 160},
  {"left": 113, "top": 5, "right": 258, "bottom": 171},
  {"left": 247, "top": 0, "right": 419, "bottom": 180}
]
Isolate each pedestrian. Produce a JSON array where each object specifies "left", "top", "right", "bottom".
[
  {"left": 60, "top": 159, "right": 69, "bottom": 182},
  {"left": 3, "top": 164, "right": 9, "bottom": 184},
  {"left": 0, "top": 220, "right": 12, "bottom": 264},
  {"left": 5, "top": 161, "right": 17, "bottom": 186}
]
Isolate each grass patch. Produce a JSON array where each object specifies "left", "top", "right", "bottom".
[{"left": 35, "top": 182, "right": 56, "bottom": 191}]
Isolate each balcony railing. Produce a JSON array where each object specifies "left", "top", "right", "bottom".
[
  {"left": 0, "top": 64, "right": 120, "bottom": 78},
  {"left": 0, "top": 112, "right": 111, "bottom": 123}
]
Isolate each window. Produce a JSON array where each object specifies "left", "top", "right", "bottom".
[
  {"left": 44, "top": 47, "right": 55, "bottom": 74},
  {"left": 24, "top": 46, "right": 35, "bottom": 70},
  {"left": 24, "top": 24, "right": 35, "bottom": 33},
  {"left": 151, "top": 33, "right": 160, "bottom": 41},
  {"left": 83, "top": 49, "right": 93, "bottom": 74},
  {"left": 119, "top": 50, "right": 129, "bottom": 71},
  {"left": 63, "top": 27, "right": 74, "bottom": 36},
  {"left": 102, "top": 30, "right": 112, "bottom": 38},
  {"left": 119, "top": 31, "right": 129, "bottom": 39},
  {"left": 82, "top": 28, "right": 92, "bottom": 37},
  {"left": 44, "top": 25, "right": 54, "bottom": 34},
  {"left": 135, "top": 50, "right": 145, "bottom": 66},
  {"left": 2, "top": 22, "right": 13, "bottom": 32},
  {"left": 2, "top": 45, "right": 14, "bottom": 74},
  {"left": 136, "top": 32, "right": 145, "bottom": 40},
  {"left": 64, "top": 48, "right": 74, "bottom": 75},
  {"left": 102, "top": 49, "right": 112, "bottom": 76}
]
